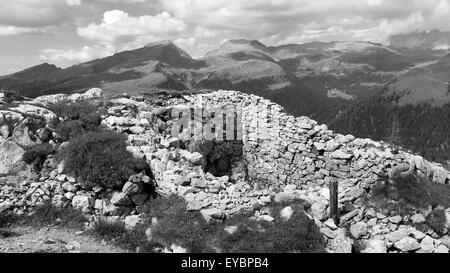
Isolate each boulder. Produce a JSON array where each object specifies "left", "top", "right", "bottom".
[
  {"left": 110, "top": 192, "right": 133, "bottom": 206},
  {"left": 72, "top": 195, "right": 94, "bottom": 212},
  {"left": 350, "top": 222, "right": 368, "bottom": 239},
  {"left": 329, "top": 228, "right": 353, "bottom": 253},
  {"left": 122, "top": 181, "right": 144, "bottom": 195},
  {"left": 200, "top": 208, "right": 225, "bottom": 223},
  {"left": 361, "top": 239, "right": 387, "bottom": 253},
  {"left": 0, "top": 140, "right": 27, "bottom": 176},
  {"left": 394, "top": 237, "right": 420, "bottom": 252},
  {"left": 311, "top": 199, "right": 328, "bottom": 221}
]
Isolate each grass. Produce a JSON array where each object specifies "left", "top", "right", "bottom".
[
  {"left": 0, "top": 202, "right": 87, "bottom": 230},
  {"left": 364, "top": 173, "right": 450, "bottom": 235},
  {"left": 89, "top": 195, "right": 325, "bottom": 253}
]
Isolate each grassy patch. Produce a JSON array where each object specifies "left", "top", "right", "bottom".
[
  {"left": 365, "top": 173, "right": 450, "bottom": 235},
  {"left": 366, "top": 174, "right": 450, "bottom": 216},
  {"left": 93, "top": 196, "right": 325, "bottom": 253},
  {"left": 0, "top": 202, "right": 87, "bottom": 230}
]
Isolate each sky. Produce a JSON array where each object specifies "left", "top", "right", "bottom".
[{"left": 0, "top": 0, "right": 449, "bottom": 75}]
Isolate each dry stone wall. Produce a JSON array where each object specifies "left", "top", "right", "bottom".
[{"left": 181, "top": 90, "right": 450, "bottom": 189}]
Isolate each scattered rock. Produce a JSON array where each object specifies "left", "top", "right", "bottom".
[
  {"left": 394, "top": 237, "right": 420, "bottom": 252},
  {"left": 350, "top": 222, "right": 367, "bottom": 239}
]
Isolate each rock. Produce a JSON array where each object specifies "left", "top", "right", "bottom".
[
  {"left": 386, "top": 228, "right": 411, "bottom": 242},
  {"left": 339, "top": 209, "right": 359, "bottom": 225},
  {"left": 187, "top": 152, "right": 203, "bottom": 165},
  {"left": 320, "top": 227, "right": 336, "bottom": 239},
  {"left": 124, "top": 215, "right": 142, "bottom": 230},
  {"left": 0, "top": 140, "right": 27, "bottom": 176},
  {"left": 66, "top": 241, "right": 81, "bottom": 250},
  {"left": 0, "top": 201, "right": 13, "bottom": 213},
  {"left": 72, "top": 195, "right": 94, "bottom": 212},
  {"left": 82, "top": 88, "right": 102, "bottom": 99},
  {"left": 434, "top": 244, "right": 449, "bottom": 253},
  {"left": 439, "top": 235, "right": 450, "bottom": 248},
  {"left": 161, "top": 138, "right": 180, "bottom": 149},
  {"left": 324, "top": 218, "right": 338, "bottom": 230},
  {"left": 280, "top": 206, "right": 294, "bottom": 222},
  {"left": 110, "top": 192, "right": 132, "bottom": 206},
  {"left": 350, "top": 222, "right": 367, "bottom": 239},
  {"left": 122, "top": 181, "right": 144, "bottom": 195},
  {"left": 62, "top": 182, "right": 76, "bottom": 193},
  {"left": 330, "top": 150, "right": 353, "bottom": 160},
  {"left": 200, "top": 208, "right": 225, "bottom": 223},
  {"left": 419, "top": 236, "right": 435, "bottom": 253},
  {"left": 258, "top": 215, "right": 275, "bottom": 222},
  {"left": 410, "top": 213, "right": 426, "bottom": 224},
  {"left": 329, "top": 228, "right": 353, "bottom": 253},
  {"left": 311, "top": 200, "right": 328, "bottom": 221},
  {"left": 274, "top": 192, "right": 296, "bottom": 203},
  {"left": 394, "top": 237, "right": 420, "bottom": 252},
  {"left": 64, "top": 192, "right": 76, "bottom": 200},
  {"left": 224, "top": 225, "right": 238, "bottom": 234},
  {"left": 361, "top": 239, "right": 387, "bottom": 253},
  {"left": 388, "top": 215, "right": 402, "bottom": 224},
  {"left": 365, "top": 208, "right": 376, "bottom": 218}
]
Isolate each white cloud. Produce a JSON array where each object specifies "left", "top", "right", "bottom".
[
  {"left": 0, "top": 0, "right": 75, "bottom": 28},
  {"left": 77, "top": 10, "right": 185, "bottom": 46},
  {"left": 158, "top": 0, "right": 449, "bottom": 45},
  {"left": 0, "top": 26, "right": 46, "bottom": 36},
  {"left": 39, "top": 45, "right": 116, "bottom": 63}
]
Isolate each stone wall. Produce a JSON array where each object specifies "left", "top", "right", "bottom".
[{"left": 181, "top": 90, "right": 450, "bottom": 188}]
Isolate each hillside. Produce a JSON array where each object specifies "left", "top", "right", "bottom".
[{"left": 1, "top": 34, "right": 449, "bottom": 164}]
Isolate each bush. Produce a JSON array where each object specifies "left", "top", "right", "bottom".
[
  {"left": 22, "top": 143, "right": 55, "bottom": 165},
  {"left": 367, "top": 173, "right": 450, "bottom": 216},
  {"left": 60, "top": 130, "right": 147, "bottom": 190},
  {"left": 48, "top": 101, "right": 104, "bottom": 142}
]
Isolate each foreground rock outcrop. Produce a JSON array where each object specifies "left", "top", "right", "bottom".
[{"left": 1, "top": 88, "right": 450, "bottom": 253}]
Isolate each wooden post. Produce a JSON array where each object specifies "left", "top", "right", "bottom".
[{"left": 329, "top": 179, "right": 339, "bottom": 225}]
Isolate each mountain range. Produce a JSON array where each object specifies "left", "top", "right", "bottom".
[{"left": 1, "top": 30, "right": 449, "bottom": 165}]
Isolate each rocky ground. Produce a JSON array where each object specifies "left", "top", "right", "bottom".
[
  {"left": 1, "top": 88, "right": 450, "bottom": 253},
  {"left": 0, "top": 226, "right": 123, "bottom": 253}
]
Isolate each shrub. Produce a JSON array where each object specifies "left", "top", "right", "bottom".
[
  {"left": 48, "top": 101, "right": 104, "bottom": 142},
  {"left": 22, "top": 143, "right": 55, "bottom": 165},
  {"left": 60, "top": 130, "right": 147, "bottom": 190},
  {"left": 367, "top": 173, "right": 450, "bottom": 216}
]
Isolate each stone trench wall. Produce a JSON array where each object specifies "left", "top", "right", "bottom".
[{"left": 182, "top": 90, "right": 450, "bottom": 190}]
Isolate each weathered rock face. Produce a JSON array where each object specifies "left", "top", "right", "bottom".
[{"left": 0, "top": 139, "right": 27, "bottom": 176}]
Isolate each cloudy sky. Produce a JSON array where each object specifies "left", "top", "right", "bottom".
[{"left": 0, "top": 0, "right": 449, "bottom": 75}]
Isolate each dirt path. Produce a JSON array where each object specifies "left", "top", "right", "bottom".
[{"left": 0, "top": 226, "right": 125, "bottom": 253}]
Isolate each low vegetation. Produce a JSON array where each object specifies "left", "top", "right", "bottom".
[
  {"left": 22, "top": 143, "right": 55, "bottom": 171},
  {"left": 365, "top": 173, "right": 450, "bottom": 235},
  {"left": 60, "top": 130, "right": 147, "bottom": 190},
  {"left": 90, "top": 195, "right": 325, "bottom": 253},
  {"left": 47, "top": 101, "right": 105, "bottom": 142},
  {"left": 0, "top": 202, "right": 87, "bottom": 231}
]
